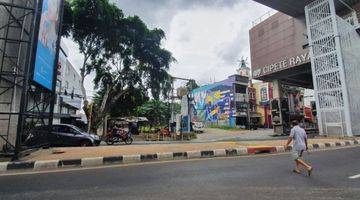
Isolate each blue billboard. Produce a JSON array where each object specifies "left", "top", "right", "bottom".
[{"left": 33, "top": 0, "right": 62, "bottom": 90}]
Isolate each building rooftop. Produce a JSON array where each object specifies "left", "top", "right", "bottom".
[{"left": 253, "top": 0, "right": 359, "bottom": 17}]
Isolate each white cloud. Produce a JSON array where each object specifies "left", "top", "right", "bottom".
[
  {"left": 63, "top": 0, "right": 273, "bottom": 98},
  {"left": 164, "top": 1, "right": 272, "bottom": 85}
]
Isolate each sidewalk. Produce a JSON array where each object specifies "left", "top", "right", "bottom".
[
  {"left": 129, "top": 128, "right": 278, "bottom": 144},
  {"left": 21, "top": 137, "right": 353, "bottom": 162},
  {"left": 192, "top": 128, "right": 277, "bottom": 142}
]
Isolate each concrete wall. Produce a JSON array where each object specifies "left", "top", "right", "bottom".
[
  {"left": 59, "top": 53, "right": 82, "bottom": 97},
  {"left": 250, "top": 12, "right": 309, "bottom": 79},
  {"left": 56, "top": 42, "right": 82, "bottom": 118},
  {"left": 250, "top": 3, "right": 360, "bottom": 78}
]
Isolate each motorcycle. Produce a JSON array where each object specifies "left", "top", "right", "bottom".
[{"left": 104, "top": 129, "right": 133, "bottom": 145}]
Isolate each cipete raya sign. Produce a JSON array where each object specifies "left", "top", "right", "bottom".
[{"left": 252, "top": 52, "right": 310, "bottom": 78}]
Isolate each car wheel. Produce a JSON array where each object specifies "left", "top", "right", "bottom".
[{"left": 80, "top": 140, "right": 92, "bottom": 147}]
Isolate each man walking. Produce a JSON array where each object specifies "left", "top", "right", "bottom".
[{"left": 284, "top": 120, "right": 313, "bottom": 176}]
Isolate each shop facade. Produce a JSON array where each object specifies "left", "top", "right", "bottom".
[{"left": 253, "top": 82, "right": 273, "bottom": 128}]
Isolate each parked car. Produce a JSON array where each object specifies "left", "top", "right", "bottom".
[{"left": 24, "top": 124, "right": 101, "bottom": 148}]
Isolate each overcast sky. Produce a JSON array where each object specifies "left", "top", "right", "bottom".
[{"left": 62, "top": 0, "right": 273, "bottom": 99}]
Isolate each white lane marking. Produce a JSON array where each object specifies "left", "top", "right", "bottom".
[{"left": 349, "top": 174, "right": 360, "bottom": 179}]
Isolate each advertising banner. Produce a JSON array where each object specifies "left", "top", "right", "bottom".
[{"left": 33, "top": 0, "right": 62, "bottom": 90}]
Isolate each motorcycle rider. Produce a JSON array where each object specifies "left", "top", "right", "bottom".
[
  {"left": 112, "top": 124, "right": 120, "bottom": 137},
  {"left": 129, "top": 122, "right": 139, "bottom": 135},
  {"left": 105, "top": 123, "right": 133, "bottom": 145}
]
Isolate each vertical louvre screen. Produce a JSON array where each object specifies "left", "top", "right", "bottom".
[{"left": 305, "top": 0, "right": 355, "bottom": 136}]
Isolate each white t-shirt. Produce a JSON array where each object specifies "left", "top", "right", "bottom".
[{"left": 290, "top": 125, "right": 307, "bottom": 151}]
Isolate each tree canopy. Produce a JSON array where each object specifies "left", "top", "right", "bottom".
[
  {"left": 186, "top": 79, "right": 199, "bottom": 92},
  {"left": 135, "top": 100, "right": 170, "bottom": 127},
  {"left": 62, "top": 0, "right": 175, "bottom": 130}
]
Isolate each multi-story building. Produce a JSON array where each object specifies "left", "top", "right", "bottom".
[
  {"left": 191, "top": 74, "right": 250, "bottom": 128},
  {"left": 250, "top": 0, "right": 360, "bottom": 136},
  {"left": 53, "top": 41, "right": 83, "bottom": 125}
]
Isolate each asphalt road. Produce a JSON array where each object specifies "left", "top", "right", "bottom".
[{"left": 1, "top": 147, "right": 360, "bottom": 200}]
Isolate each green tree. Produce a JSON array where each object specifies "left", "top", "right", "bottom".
[
  {"left": 124, "top": 17, "right": 174, "bottom": 99},
  {"left": 93, "top": 16, "right": 175, "bottom": 121},
  {"left": 62, "top": 0, "right": 175, "bottom": 131},
  {"left": 108, "top": 87, "right": 148, "bottom": 117},
  {"left": 186, "top": 79, "right": 199, "bottom": 91},
  {"left": 61, "top": 0, "right": 73, "bottom": 37},
  {"left": 62, "top": 0, "right": 123, "bottom": 124},
  {"left": 136, "top": 100, "right": 170, "bottom": 127},
  {"left": 172, "top": 102, "right": 181, "bottom": 114}
]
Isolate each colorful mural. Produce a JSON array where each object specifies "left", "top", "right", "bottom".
[{"left": 191, "top": 79, "right": 235, "bottom": 124}]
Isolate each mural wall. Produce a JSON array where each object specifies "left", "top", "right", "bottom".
[{"left": 191, "top": 79, "right": 235, "bottom": 125}]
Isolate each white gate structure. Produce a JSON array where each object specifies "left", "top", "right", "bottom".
[{"left": 305, "top": 0, "right": 360, "bottom": 136}]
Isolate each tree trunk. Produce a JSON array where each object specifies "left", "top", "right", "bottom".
[
  {"left": 99, "top": 86, "right": 111, "bottom": 116},
  {"left": 80, "top": 54, "right": 90, "bottom": 131},
  {"left": 81, "top": 75, "right": 88, "bottom": 111},
  {"left": 97, "top": 84, "right": 120, "bottom": 134},
  {"left": 109, "top": 89, "right": 126, "bottom": 106},
  {"left": 99, "top": 87, "right": 127, "bottom": 116}
]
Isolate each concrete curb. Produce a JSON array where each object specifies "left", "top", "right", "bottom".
[
  {"left": 1, "top": 139, "right": 359, "bottom": 172},
  {"left": 275, "top": 146, "right": 285, "bottom": 153},
  {"left": 157, "top": 152, "right": 173, "bottom": 160},
  {"left": 213, "top": 149, "right": 226, "bottom": 157},
  {"left": 186, "top": 151, "right": 202, "bottom": 159},
  {"left": 81, "top": 157, "right": 103, "bottom": 167},
  {"left": 34, "top": 160, "right": 59, "bottom": 170},
  {"left": 123, "top": 155, "right": 141, "bottom": 163},
  {"left": 0, "top": 162, "right": 9, "bottom": 172},
  {"left": 235, "top": 147, "right": 248, "bottom": 156}
]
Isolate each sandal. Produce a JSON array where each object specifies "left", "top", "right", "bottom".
[
  {"left": 307, "top": 167, "right": 313, "bottom": 176},
  {"left": 293, "top": 169, "right": 301, "bottom": 174}
]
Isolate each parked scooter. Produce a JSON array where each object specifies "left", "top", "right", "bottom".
[{"left": 104, "top": 128, "right": 133, "bottom": 145}]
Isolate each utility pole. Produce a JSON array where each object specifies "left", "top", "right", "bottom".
[{"left": 169, "top": 76, "right": 194, "bottom": 133}]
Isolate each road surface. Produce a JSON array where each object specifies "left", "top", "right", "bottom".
[{"left": 1, "top": 147, "right": 359, "bottom": 200}]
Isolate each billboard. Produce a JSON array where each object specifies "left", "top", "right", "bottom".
[{"left": 33, "top": 0, "right": 62, "bottom": 90}]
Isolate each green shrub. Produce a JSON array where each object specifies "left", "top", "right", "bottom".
[{"left": 208, "top": 124, "right": 239, "bottom": 130}]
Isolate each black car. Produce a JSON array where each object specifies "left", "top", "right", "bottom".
[{"left": 24, "top": 124, "right": 101, "bottom": 148}]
